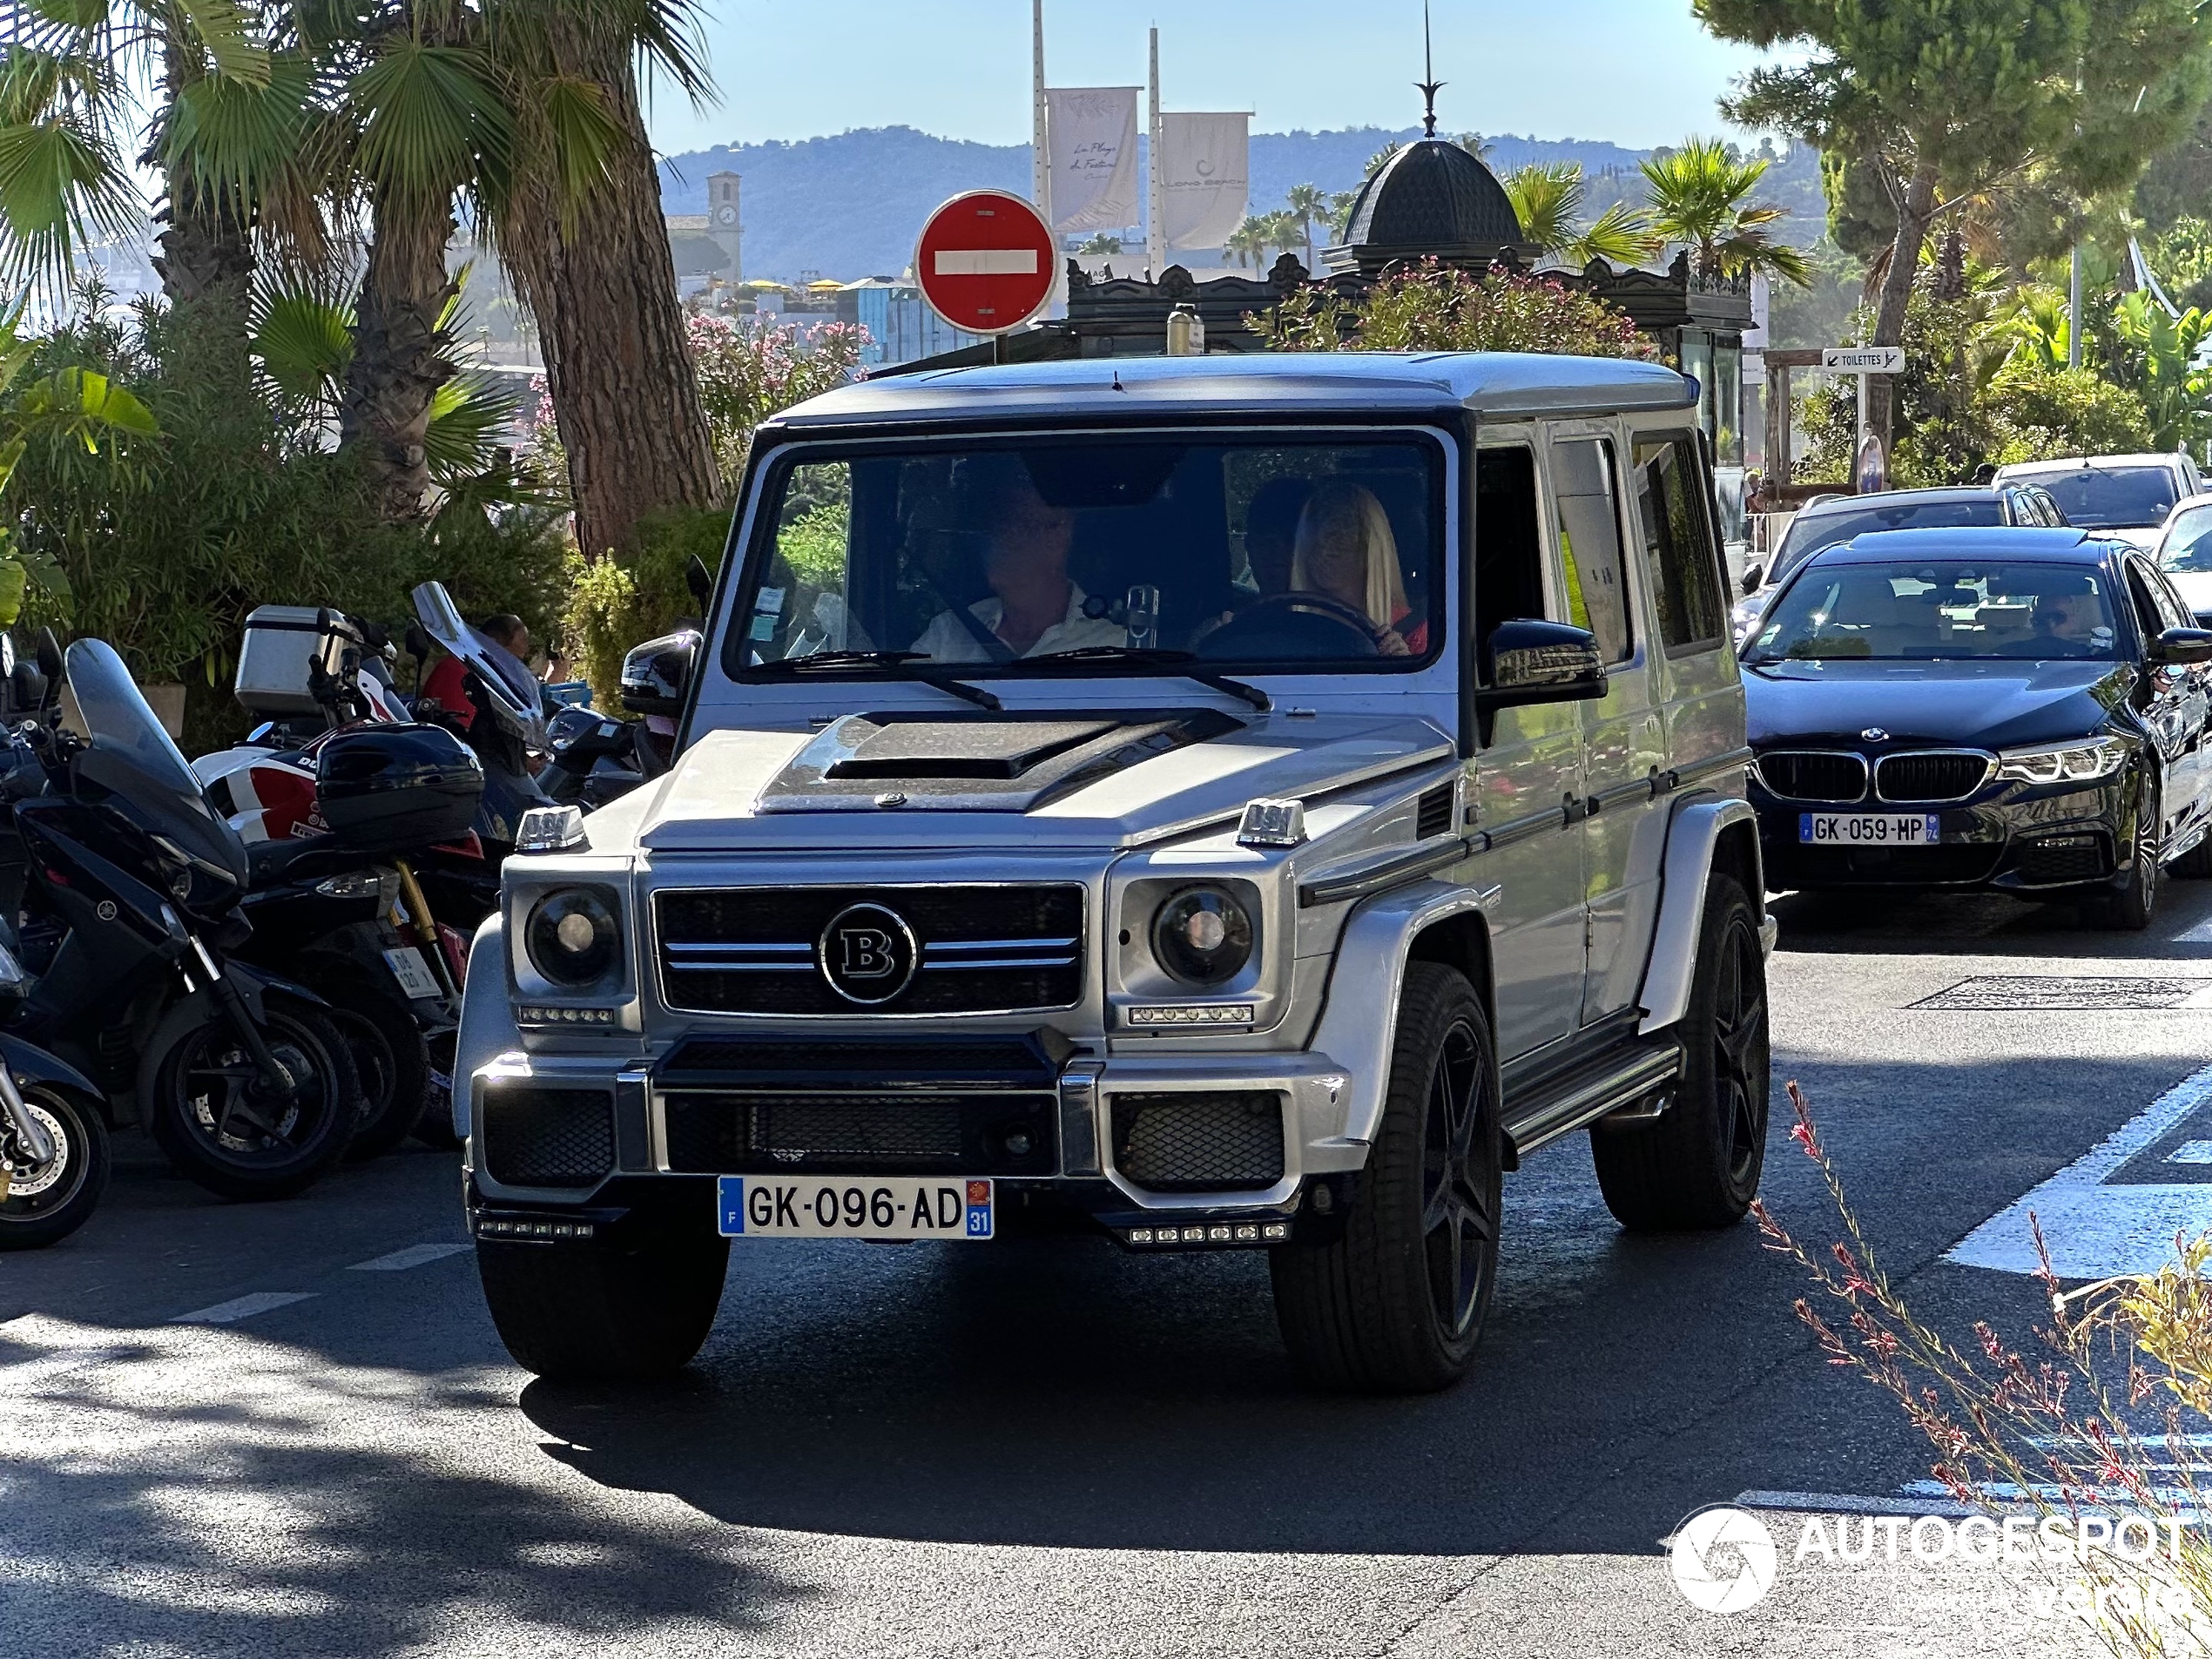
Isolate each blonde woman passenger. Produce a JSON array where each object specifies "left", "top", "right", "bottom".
[{"left": 1291, "top": 481, "right": 1425, "bottom": 656}]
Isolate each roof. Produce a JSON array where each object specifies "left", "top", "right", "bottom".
[
  {"left": 1337, "top": 139, "right": 1531, "bottom": 258},
  {"left": 765, "top": 351, "right": 1696, "bottom": 431},
  {"left": 1996, "top": 455, "right": 2189, "bottom": 475},
  {"left": 1794, "top": 487, "right": 2003, "bottom": 519},
  {"left": 1813, "top": 527, "right": 2116, "bottom": 564}
]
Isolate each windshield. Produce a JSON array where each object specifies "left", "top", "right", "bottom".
[
  {"left": 410, "top": 581, "right": 543, "bottom": 738},
  {"left": 2161, "top": 507, "right": 2212, "bottom": 574},
  {"left": 1743, "top": 561, "right": 2124, "bottom": 663},
  {"left": 2005, "top": 466, "right": 2176, "bottom": 529},
  {"left": 730, "top": 437, "right": 1443, "bottom": 677},
  {"left": 1770, "top": 498, "right": 2003, "bottom": 586},
  {"left": 65, "top": 637, "right": 210, "bottom": 803}
]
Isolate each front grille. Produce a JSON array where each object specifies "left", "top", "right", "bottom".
[
  {"left": 2013, "top": 834, "right": 2112, "bottom": 886},
  {"left": 662, "top": 1091, "right": 1056, "bottom": 1176},
  {"left": 1876, "top": 751, "right": 1993, "bottom": 803},
  {"left": 482, "top": 1088, "right": 615, "bottom": 1188},
  {"left": 1756, "top": 751, "right": 1868, "bottom": 803},
  {"left": 660, "top": 1035, "right": 1062, "bottom": 1087},
  {"left": 1110, "top": 1092, "right": 1285, "bottom": 1193},
  {"left": 657, "top": 885, "right": 1084, "bottom": 1016},
  {"left": 1775, "top": 844, "right": 2003, "bottom": 886}
]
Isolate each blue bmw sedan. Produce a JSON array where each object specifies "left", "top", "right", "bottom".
[{"left": 1741, "top": 527, "right": 2212, "bottom": 929}]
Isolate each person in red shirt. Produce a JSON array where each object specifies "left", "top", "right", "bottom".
[{"left": 420, "top": 614, "right": 528, "bottom": 731}]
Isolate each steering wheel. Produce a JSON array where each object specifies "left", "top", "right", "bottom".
[{"left": 1195, "top": 593, "right": 1382, "bottom": 660}]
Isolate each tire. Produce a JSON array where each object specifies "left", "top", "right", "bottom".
[
  {"left": 476, "top": 1215, "right": 730, "bottom": 1382},
  {"left": 148, "top": 996, "right": 361, "bottom": 1201},
  {"left": 2085, "top": 776, "right": 2161, "bottom": 931},
  {"left": 327, "top": 995, "right": 429, "bottom": 1162},
  {"left": 0, "top": 1086, "right": 110, "bottom": 1250},
  {"left": 1270, "top": 961, "right": 1502, "bottom": 1394},
  {"left": 1592, "top": 873, "right": 1770, "bottom": 1231}
]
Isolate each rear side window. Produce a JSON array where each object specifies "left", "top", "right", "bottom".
[
  {"left": 1552, "top": 438, "right": 1634, "bottom": 664},
  {"left": 1633, "top": 435, "right": 1725, "bottom": 653}
]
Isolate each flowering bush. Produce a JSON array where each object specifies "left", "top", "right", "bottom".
[
  {"left": 1254, "top": 260, "right": 1656, "bottom": 358},
  {"left": 1759, "top": 1082, "right": 2212, "bottom": 1652},
  {"left": 688, "top": 315, "right": 869, "bottom": 482}
]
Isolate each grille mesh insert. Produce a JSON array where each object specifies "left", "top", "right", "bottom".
[
  {"left": 1110, "top": 1093, "right": 1285, "bottom": 1193},
  {"left": 1757, "top": 752, "right": 1867, "bottom": 803},
  {"left": 482, "top": 1089, "right": 615, "bottom": 1189},
  {"left": 1877, "top": 752, "right": 1992, "bottom": 802},
  {"left": 662, "top": 1092, "right": 1056, "bottom": 1176}
]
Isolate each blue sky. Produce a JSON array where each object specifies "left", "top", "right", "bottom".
[{"left": 641, "top": 1, "right": 1782, "bottom": 154}]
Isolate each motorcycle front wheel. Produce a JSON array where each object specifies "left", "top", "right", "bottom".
[
  {"left": 0, "top": 1086, "right": 110, "bottom": 1250},
  {"left": 149, "top": 997, "right": 359, "bottom": 1201}
]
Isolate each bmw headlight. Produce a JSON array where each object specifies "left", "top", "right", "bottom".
[
  {"left": 1150, "top": 887, "right": 1254, "bottom": 986},
  {"left": 1997, "top": 737, "right": 2130, "bottom": 786},
  {"left": 525, "top": 888, "right": 621, "bottom": 986}
]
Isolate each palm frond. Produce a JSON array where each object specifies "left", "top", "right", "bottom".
[
  {"left": 528, "top": 72, "right": 621, "bottom": 229},
  {"left": 250, "top": 279, "right": 354, "bottom": 403},
  {"left": 172, "top": 0, "right": 272, "bottom": 86},
  {"left": 0, "top": 113, "right": 140, "bottom": 300},
  {"left": 423, "top": 368, "right": 517, "bottom": 480},
  {"left": 1574, "top": 201, "right": 1662, "bottom": 268},
  {"left": 350, "top": 39, "right": 509, "bottom": 203}
]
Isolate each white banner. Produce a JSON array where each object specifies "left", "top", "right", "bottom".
[
  {"left": 1159, "top": 111, "right": 1250, "bottom": 252},
  {"left": 1045, "top": 87, "right": 1140, "bottom": 233}
]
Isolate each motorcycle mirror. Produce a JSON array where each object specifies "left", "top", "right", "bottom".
[
  {"left": 35, "top": 629, "right": 61, "bottom": 683},
  {"left": 685, "top": 555, "right": 714, "bottom": 610},
  {"left": 405, "top": 622, "right": 435, "bottom": 664},
  {"left": 10, "top": 661, "right": 41, "bottom": 714}
]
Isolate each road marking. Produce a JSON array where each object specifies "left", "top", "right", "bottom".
[
  {"left": 170, "top": 1291, "right": 317, "bottom": 1325},
  {"left": 347, "top": 1242, "right": 469, "bottom": 1272},
  {"left": 2175, "top": 917, "right": 2212, "bottom": 944},
  {"left": 2171, "top": 1141, "right": 2212, "bottom": 1165},
  {"left": 1947, "top": 1062, "right": 2212, "bottom": 1278}
]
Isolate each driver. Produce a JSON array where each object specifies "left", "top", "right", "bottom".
[
  {"left": 1291, "top": 482, "right": 1424, "bottom": 656},
  {"left": 910, "top": 465, "right": 1121, "bottom": 661},
  {"left": 2022, "top": 576, "right": 2108, "bottom": 658}
]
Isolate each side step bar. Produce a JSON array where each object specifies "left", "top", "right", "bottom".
[{"left": 1501, "top": 1039, "right": 1683, "bottom": 1170}]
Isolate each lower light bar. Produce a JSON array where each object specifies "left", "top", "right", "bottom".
[
  {"left": 516, "top": 1005, "right": 616, "bottom": 1026},
  {"left": 476, "top": 1217, "right": 596, "bottom": 1241},
  {"left": 1126, "top": 1003, "right": 1256, "bottom": 1028},
  {"left": 1125, "top": 1221, "right": 1290, "bottom": 1246}
]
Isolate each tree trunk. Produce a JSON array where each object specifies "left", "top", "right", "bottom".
[
  {"left": 1867, "top": 164, "right": 1937, "bottom": 450},
  {"left": 500, "top": 42, "right": 718, "bottom": 558},
  {"left": 151, "top": 39, "right": 253, "bottom": 325},
  {"left": 342, "top": 189, "right": 459, "bottom": 523}
]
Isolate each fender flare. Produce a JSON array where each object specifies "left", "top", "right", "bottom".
[
  {"left": 452, "top": 913, "right": 515, "bottom": 1139},
  {"left": 221, "top": 960, "right": 330, "bottom": 1023},
  {"left": 1303, "top": 878, "right": 1494, "bottom": 1149},
  {"left": 1635, "top": 793, "right": 1762, "bottom": 1035}
]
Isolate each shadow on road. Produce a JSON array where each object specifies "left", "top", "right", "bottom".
[{"left": 1771, "top": 877, "right": 2212, "bottom": 960}]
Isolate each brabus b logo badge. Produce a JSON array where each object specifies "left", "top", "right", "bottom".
[{"left": 818, "top": 902, "right": 919, "bottom": 1005}]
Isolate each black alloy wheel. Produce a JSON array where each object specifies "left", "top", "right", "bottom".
[
  {"left": 150, "top": 1001, "right": 358, "bottom": 1201},
  {"left": 1421, "top": 1015, "right": 1496, "bottom": 1339},
  {"left": 2086, "top": 772, "right": 2161, "bottom": 931},
  {"left": 1710, "top": 909, "right": 1768, "bottom": 1196}
]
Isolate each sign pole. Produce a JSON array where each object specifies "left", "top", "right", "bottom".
[{"left": 1856, "top": 370, "right": 1869, "bottom": 457}]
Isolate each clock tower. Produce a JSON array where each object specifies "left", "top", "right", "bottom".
[{"left": 707, "top": 171, "right": 742, "bottom": 284}]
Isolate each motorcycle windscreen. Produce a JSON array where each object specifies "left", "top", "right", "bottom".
[
  {"left": 64, "top": 638, "right": 250, "bottom": 887},
  {"left": 410, "top": 581, "right": 543, "bottom": 741}
]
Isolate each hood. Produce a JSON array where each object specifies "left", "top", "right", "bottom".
[
  {"left": 2167, "top": 569, "right": 2212, "bottom": 623},
  {"left": 1744, "top": 658, "right": 2133, "bottom": 751},
  {"left": 633, "top": 710, "right": 1454, "bottom": 853}
]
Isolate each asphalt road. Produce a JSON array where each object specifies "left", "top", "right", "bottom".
[{"left": 10, "top": 879, "right": 2212, "bottom": 1656}]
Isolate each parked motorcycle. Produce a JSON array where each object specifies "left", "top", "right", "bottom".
[{"left": 7, "top": 639, "right": 474, "bottom": 1199}]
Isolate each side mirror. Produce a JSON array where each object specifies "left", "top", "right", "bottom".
[
  {"left": 1475, "top": 619, "right": 1608, "bottom": 710},
  {"left": 2151, "top": 626, "right": 2212, "bottom": 665},
  {"left": 618, "top": 630, "right": 699, "bottom": 717},
  {"left": 1740, "top": 560, "right": 1766, "bottom": 596},
  {"left": 685, "top": 555, "right": 714, "bottom": 611}
]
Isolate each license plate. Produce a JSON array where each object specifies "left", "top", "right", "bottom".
[
  {"left": 383, "top": 947, "right": 442, "bottom": 1000},
  {"left": 717, "top": 1175, "right": 994, "bottom": 1241},
  {"left": 1799, "top": 812, "right": 1941, "bottom": 846}
]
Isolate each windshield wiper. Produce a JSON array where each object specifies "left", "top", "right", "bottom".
[
  {"left": 1015, "top": 646, "right": 1272, "bottom": 712},
  {"left": 754, "top": 651, "right": 1001, "bottom": 711}
]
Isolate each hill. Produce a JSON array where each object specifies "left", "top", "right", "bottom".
[{"left": 658, "top": 124, "right": 1825, "bottom": 282}]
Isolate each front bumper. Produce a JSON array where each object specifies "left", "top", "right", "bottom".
[
  {"left": 1750, "top": 766, "right": 2131, "bottom": 894},
  {"left": 464, "top": 1033, "right": 1371, "bottom": 1247}
]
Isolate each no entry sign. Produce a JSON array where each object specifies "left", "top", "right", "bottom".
[{"left": 915, "top": 190, "right": 1056, "bottom": 336}]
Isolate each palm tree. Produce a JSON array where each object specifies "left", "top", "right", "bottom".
[
  {"left": 1284, "top": 182, "right": 1326, "bottom": 267},
  {"left": 1257, "top": 210, "right": 1302, "bottom": 266},
  {"left": 1224, "top": 219, "right": 1265, "bottom": 269},
  {"left": 1501, "top": 162, "right": 1660, "bottom": 268},
  {"left": 1639, "top": 137, "right": 1810, "bottom": 287}
]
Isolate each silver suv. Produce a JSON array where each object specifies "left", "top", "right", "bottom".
[{"left": 457, "top": 354, "right": 1773, "bottom": 1394}]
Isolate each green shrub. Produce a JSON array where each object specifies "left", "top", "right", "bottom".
[
  {"left": 560, "top": 504, "right": 730, "bottom": 707},
  {"left": 1986, "top": 362, "right": 2156, "bottom": 465},
  {"left": 1255, "top": 259, "right": 1656, "bottom": 357}
]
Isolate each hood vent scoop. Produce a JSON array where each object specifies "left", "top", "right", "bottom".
[{"left": 759, "top": 709, "right": 1245, "bottom": 815}]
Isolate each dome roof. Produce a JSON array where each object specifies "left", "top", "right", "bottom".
[{"left": 1329, "top": 139, "right": 1534, "bottom": 272}]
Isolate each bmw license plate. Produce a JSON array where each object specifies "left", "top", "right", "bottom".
[
  {"left": 1799, "top": 812, "right": 1941, "bottom": 846},
  {"left": 716, "top": 1175, "right": 994, "bottom": 1241}
]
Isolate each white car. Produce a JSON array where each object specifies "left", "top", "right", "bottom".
[
  {"left": 1993, "top": 454, "right": 2207, "bottom": 551},
  {"left": 2154, "top": 496, "right": 2212, "bottom": 624}
]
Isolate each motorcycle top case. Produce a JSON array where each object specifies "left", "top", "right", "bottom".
[
  {"left": 314, "top": 724, "right": 484, "bottom": 853},
  {"left": 234, "top": 605, "right": 327, "bottom": 717}
]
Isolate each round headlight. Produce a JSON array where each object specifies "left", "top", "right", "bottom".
[
  {"left": 1151, "top": 886, "right": 1254, "bottom": 986},
  {"left": 526, "top": 889, "right": 620, "bottom": 986}
]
